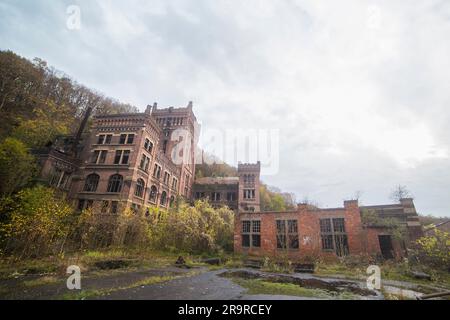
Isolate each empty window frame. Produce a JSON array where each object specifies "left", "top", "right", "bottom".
[
  {"left": 243, "top": 189, "right": 256, "bottom": 199},
  {"left": 160, "top": 191, "right": 167, "bottom": 206},
  {"left": 276, "top": 220, "right": 299, "bottom": 249},
  {"left": 241, "top": 220, "right": 261, "bottom": 248},
  {"left": 97, "top": 134, "right": 112, "bottom": 145},
  {"left": 171, "top": 178, "right": 178, "bottom": 190},
  {"left": 107, "top": 174, "right": 123, "bottom": 193},
  {"left": 153, "top": 164, "right": 162, "bottom": 179},
  {"left": 149, "top": 185, "right": 158, "bottom": 203},
  {"left": 163, "top": 172, "right": 170, "bottom": 185},
  {"left": 134, "top": 178, "right": 145, "bottom": 198},
  {"left": 97, "top": 135, "right": 105, "bottom": 145},
  {"left": 91, "top": 150, "right": 107, "bottom": 164},
  {"left": 320, "top": 218, "right": 349, "bottom": 256},
  {"left": 119, "top": 134, "right": 135, "bottom": 145},
  {"left": 195, "top": 192, "right": 205, "bottom": 199},
  {"left": 114, "top": 150, "right": 130, "bottom": 165},
  {"left": 227, "top": 192, "right": 236, "bottom": 201},
  {"left": 139, "top": 154, "right": 150, "bottom": 172},
  {"left": 83, "top": 174, "right": 100, "bottom": 192},
  {"left": 211, "top": 192, "right": 221, "bottom": 201},
  {"left": 144, "top": 138, "right": 154, "bottom": 153}
]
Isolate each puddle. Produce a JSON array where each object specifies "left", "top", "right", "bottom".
[
  {"left": 94, "top": 259, "right": 133, "bottom": 270},
  {"left": 219, "top": 270, "right": 377, "bottom": 297}
]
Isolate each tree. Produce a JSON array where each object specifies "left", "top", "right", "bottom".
[
  {"left": 260, "top": 184, "right": 296, "bottom": 212},
  {"left": 149, "top": 199, "right": 234, "bottom": 253},
  {"left": 0, "top": 185, "right": 74, "bottom": 258},
  {"left": 414, "top": 229, "right": 450, "bottom": 270},
  {"left": 0, "top": 50, "right": 138, "bottom": 145},
  {"left": 390, "top": 185, "right": 412, "bottom": 202},
  {"left": 12, "top": 101, "right": 71, "bottom": 147},
  {"left": 0, "top": 138, "right": 37, "bottom": 195}
]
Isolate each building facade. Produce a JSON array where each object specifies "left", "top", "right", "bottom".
[
  {"left": 37, "top": 102, "right": 198, "bottom": 214},
  {"left": 36, "top": 103, "right": 424, "bottom": 260},
  {"left": 234, "top": 199, "right": 424, "bottom": 261}
]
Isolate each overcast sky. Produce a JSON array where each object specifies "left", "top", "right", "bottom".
[{"left": 1, "top": 0, "right": 449, "bottom": 216}]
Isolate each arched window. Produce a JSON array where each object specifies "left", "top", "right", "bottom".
[
  {"left": 134, "top": 178, "right": 145, "bottom": 198},
  {"left": 169, "top": 196, "right": 175, "bottom": 207},
  {"left": 84, "top": 174, "right": 99, "bottom": 192},
  {"left": 160, "top": 191, "right": 167, "bottom": 206},
  {"left": 149, "top": 185, "right": 158, "bottom": 203},
  {"left": 107, "top": 174, "right": 123, "bottom": 193}
]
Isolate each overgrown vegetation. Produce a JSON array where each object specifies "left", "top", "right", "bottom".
[
  {"left": 0, "top": 50, "right": 137, "bottom": 196},
  {"left": 260, "top": 184, "right": 296, "bottom": 212},
  {"left": 413, "top": 229, "right": 449, "bottom": 271},
  {"left": 0, "top": 186, "right": 234, "bottom": 260},
  {"left": 361, "top": 209, "right": 407, "bottom": 241}
]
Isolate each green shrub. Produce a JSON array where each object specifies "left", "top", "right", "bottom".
[
  {"left": 0, "top": 185, "right": 74, "bottom": 258},
  {"left": 413, "top": 229, "right": 450, "bottom": 270}
]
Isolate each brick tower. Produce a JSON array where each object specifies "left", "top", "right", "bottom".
[
  {"left": 150, "top": 101, "right": 198, "bottom": 198},
  {"left": 237, "top": 161, "right": 261, "bottom": 212}
]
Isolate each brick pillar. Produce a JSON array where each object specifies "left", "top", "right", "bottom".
[
  {"left": 344, "top": 200, "right": 364, "bottom": 255},
  {"left": 298, "top": 205, "right": 321, "bottom": 257}
]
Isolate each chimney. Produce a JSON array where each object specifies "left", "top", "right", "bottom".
[
  {"left": 145, "top": 104, "right": 152, "bottom": 114},
  {"left": 152, "top": 102, "right": 158, "bottom": 113},
  {"left": 187, "top": 101, "right": 193, "bottom": 110},
  {"left": 72, "top": 106, "right": 92, "bottom": 156},
  {"left": 344, "top": 200, "right": 359, "bottom": 208}
]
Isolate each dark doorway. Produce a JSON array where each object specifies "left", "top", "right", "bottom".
[{"left": 378, "top": 235, "right": 394, "bottom": 259}]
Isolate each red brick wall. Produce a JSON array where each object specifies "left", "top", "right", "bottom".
[
  {"left": 234, "top": 201, "right": 370, "bottom": 261},
  {"left": 343, "top": 200, "right": 364, "bottom": 255}
]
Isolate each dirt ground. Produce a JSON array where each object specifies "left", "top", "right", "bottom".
[{"left": 1, "top": 265, "right": 446, "bottom": 300}]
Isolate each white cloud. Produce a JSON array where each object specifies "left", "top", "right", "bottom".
[{"left": 1, "top": 0, "right": 449, "bottom": 216}]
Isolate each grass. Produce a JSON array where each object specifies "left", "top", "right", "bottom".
[
  {"left": 22, "top": 275, "right": 59, "bottom": 287},
  {"left": 231, "top": 278, "right": 359, "bottom": 300},
  {"left": 60, "top": 271, "right": 201, "bottom": 300},
  {"left": 0, "top": 248, "right": 209, "bottom": 279},
  {"left": 315, "top": 261, "right": 450, "bottom": 290}
]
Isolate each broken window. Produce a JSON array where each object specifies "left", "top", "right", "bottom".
[
  {"left": 242, "top": 220, "right": 261, "bottom": 248},
  {"left": 226, "top": 192, "right": 236, "bottom": 201},
  {"left": 153, "top": 164, "right": 162, "bottom": 179},
  {"left": 211, "top": 192, "right": 221, "bottom": 201},
  {"left": 107, "top": 174, "right": 123, "bottom": 193},
  {"left": 83, "top": 174, "right": 99, "bottom": 192},
  {"left": 134, "top": 178, "right": 145, "bottom": 198},
  {"left": 97, "top": 135, "right": 105, "bottom": 144},
  {"left": 195, "top": 192, "right": 205, "bottom": 199},
  {"left": 149, "top": 185, "right": 158, "bottom": 203},
  {"left": 119, "top": 134, "right": 134, "bottom": 145},
  {"left": 320, "top": 218, "right": 349, "bottom": 256},
  {"left": 276, "top": 220, "right": 299, "bottom": 249},
  {"left": 243, "top": 189, "right": 256, "bottom": 199},
  {"left": 114, "top": 150, "right": 130, "bottom": 165}
]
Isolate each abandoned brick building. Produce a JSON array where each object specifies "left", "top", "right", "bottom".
[
  {"left": 36, "top": 102, "right": 198, "bottom": 213},
  {"left": 193, "top": 162, "right": 261, "bottom": 212},
  {"left": 36, "top": 102, "right": 424, "bottom": 260}
]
